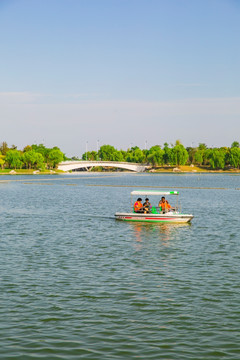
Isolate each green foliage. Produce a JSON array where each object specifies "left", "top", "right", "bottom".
[
  {"left": 0, "top": 142, "right": 9, "bottom": 155},
  {"left": 5, "top": 150, "right": 23, "bottom": 169},
  {"left": 207, "top": 148, "right": 227, "bottom": 169},
  {"left": 228, "top": 147, "right": 240, "bottom": 168},
  {"left": 194, "top": 150, "right": 204, "bottom": 165},
  {"left": 163, "top": 143, "right": 172, "bottom": 164},
  {"left": 23, "top": 150, "right": 45, "bottom": 169},
  {"left": 131, "top": 147, "right": 145, "bottom": 163},
  {"left": 147, "top": 146, "right": 164, "bottom": 166},
  {"left": 231, "top": 141, "right": 240, "bottom": 148},
  {"left": 82, "top": 151, "right": 97, "bottom": 161},
  {"left": 171, "top": 144, "right": 188, "bottom": 166},
  {"left": 48, "top": 149, "right": 64, "bottom": 168},
  {"left": 98, "top": 145, "right": 119, "bottom": 161},
  {"left": 186, "top": 147, "right": 197, "bottom": 164},
  {"left": 0, "top": 155, "right": 5, "bottom": 169},
  {"left": 0, "top": 142, "right": 65, "bottom": 170},
  {"left": 198, "top": 143, "right": 208, "bottom": 151},
  {"left": 2, "top": 140, "right": 240, "bottom": 171},
  {"left": 23, "top": 145, "right": 32, "bottom": 152}
]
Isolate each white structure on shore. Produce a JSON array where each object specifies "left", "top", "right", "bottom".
[{"left": 58, "top": 161, "right": 148, "bottom": 173}]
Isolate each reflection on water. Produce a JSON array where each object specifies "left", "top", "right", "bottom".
[{"left": 132, "top": 221, "right": 191, "bottom": 245}]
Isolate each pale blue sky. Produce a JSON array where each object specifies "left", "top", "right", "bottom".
[{"left": 0, "top": 0, "right": 239, "bottom": 156}]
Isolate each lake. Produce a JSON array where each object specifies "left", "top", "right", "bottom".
[{"left": 0, "top": 173, "right": 239, "bottom": 359}]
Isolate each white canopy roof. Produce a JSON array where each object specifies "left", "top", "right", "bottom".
[{"left": 131, "top": 190, "right": 179, "bottom": 196}]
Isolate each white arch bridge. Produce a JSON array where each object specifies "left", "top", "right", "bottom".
[{"left": 58, "top": 161, "right": 148, "bottom": 173}]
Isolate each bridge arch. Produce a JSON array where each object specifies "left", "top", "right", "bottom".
[{"left": 58, "top": 161, "right": 148, "bottom": 173}]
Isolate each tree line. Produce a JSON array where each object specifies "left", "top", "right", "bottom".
[
  {"left": 0, "top": 142, "right": 66, "bottom": 170},
  {"left": 81, "top": 141, "right": 240, "bottom": 170},
  {"left": 1, "top": 140, "right": 240, "bottom": 170}
]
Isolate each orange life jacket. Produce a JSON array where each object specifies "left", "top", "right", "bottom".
[
  {"left": 160, "top": 200, "right": 171, "bottom": 211},
  {"left": 134, "top": 201, "right": 143, "bottom": 212}
]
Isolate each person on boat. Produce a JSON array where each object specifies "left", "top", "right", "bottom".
[
  {"left": 134, "top": 198, "right": 144, "bottom": 213},
  {"left": 158, "top": 197, "right": 172, "bottom": 213},
  {"left": 143, "top": 198, "right": 152, "bottom": 213}
]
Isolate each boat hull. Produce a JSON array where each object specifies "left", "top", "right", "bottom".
[{"left": 115, "top": 212, "right": 193, "bottom": 223}]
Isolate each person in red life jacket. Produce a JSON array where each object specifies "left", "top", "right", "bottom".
[
  {"left": 134, "top": 198, "right": 144, "bottom": 213},
  {"left": 158, "top": 196, "right": 172, "bottom": 213}
]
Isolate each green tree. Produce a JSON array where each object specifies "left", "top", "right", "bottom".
[
  {"left": 198, "top": 143, "right": 208, "bottom": 151},
  {"left": 31, "top": 144, "right": 51, "bottom": 163},
  {"left": 5, "top": 150, "right": 23, "bottom": 169},
  {"left": 163, "top": 143, "right": 172, "bottom": 165},
  {"left": 131, "top": 147, "right": 145, "bottom": 163},
  {"left": 48, "top": 149, "right": 64, "bottom": 168},
  {"left": 171, "top": 144, "right": 188, "bottom": 166},
  {"left": 23, "top": 145, "right": 32, "bottom": 152},
  {"left": 231, "top": 141, "right": 240, "bottom": 148},
  {"left": 23, "top": 150, "right": 45, "bottom": 169},
  {"left": 113, "top": 151, "right": 124, "bottom": 162},
  {"left": 23, "top": 150, "right": 37, "bottom": 169},
  {"left": 194, "top": 150, "right": 204, "bottom": 165},
  {"left": 82, "top": 151, "right": 97, "bottom": 161},
  {"left": 228, "top": 147, "right": 240, "bottom": 168},
  {"left": 0, "top": 142, "right": 9, "bottom": 155},
  {"left": 147, "top": 146, "right": 164, "bottom": 166},
  {"left": 0, "top": 153, "right": 5, "bottom": 169},
  {"left": 98, "top": 145, "right": 118, "bottom": 161},
  {"left": 207, "top": 148, "right": 226, "bottom": 169},
  {"left": 186, "top": 147, "right": 197, "bottom": 164}
]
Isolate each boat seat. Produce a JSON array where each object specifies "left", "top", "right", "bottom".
[{"left": 151, "top": 206, "right": 158, "bottom": 214}]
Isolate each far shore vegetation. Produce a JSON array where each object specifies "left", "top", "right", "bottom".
[{"left": 1, "top": 140, "right": 240, "bottom": 174}]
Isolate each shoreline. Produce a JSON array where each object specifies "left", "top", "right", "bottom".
[{"left": 0, "top": 165, "right": 240, "bottom": 175}]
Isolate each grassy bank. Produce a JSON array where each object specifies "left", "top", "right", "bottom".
[
  {"left": 0, "top": 165, "right": 240, "bottom": 174},
  {"left": 0, "top": 169, "right": 64, "bottom": 175},
  {"left": 149, "top": 165, "right": 240, "bottom": 173}
]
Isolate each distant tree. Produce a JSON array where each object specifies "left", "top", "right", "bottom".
[
  {"left": 163, "top": 143, "right": 172, "bottom": 165},
  {"left": 48, "top": 149, "right": 64, "bottom": 168},
  {"left": 0, "top": 142, "right": 9, "bottom": 155},
  {"left": 186, "top": 147, "right": 197, "bottom": 164},
  {"left": 32, "top": 144, "right": 50, "bottom": 162},
  {"left": 171, "top": 144, "right": 188, "bottom": 166},
  {"left": 23, "top": 150, "right": 37, "bottom": 169},
  {"left": 125, "top": 150, "right": 134, "bottom": 162},
  {"left": 0, "top": 154, "right": 5, "bottom": 169},
  {"left": 83, "top": 151, "right": 97, "bottom": 161},
  {"left": 71, "top": 156, "right": 80, "bottom": 161},
  {"left": 22, "top": 150, "right": 45, "bottom": 169},
  {"left": 98, "top": 145, "right": 118, "bottom": 161},
  {"left": 228, "top": 147, "right": 240, "bottom": 168},
  {"left": 23, "top": 145, "right": 32, "bottom": 152},
  {"left": 131, "top": 147, "right": 145, "bottom": 163},
  {"left": 147, "top": 146, "right": 164, "bottom": 166},
  {"left": 194, "top": 144, "right": 209, "bottom": 165},
  {"left": 231, "top": 141, "right": 240, "bottom": 148},
  {"left": 194, "top": 150, "right": 204, "bottom": 165},
  {"left": 207, "top": 148, "right": 226, "bottom": 169},
  {"left": 5, "top": 150, "right": 23, "bottom": 169},
  {"left": 120, "top": 150, "right": 127, "bottom": 161},
  {"left": 198, "top": 143, "right": 208, "bottom": 150}
]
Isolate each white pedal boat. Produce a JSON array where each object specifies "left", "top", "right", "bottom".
[{"left": 115, "top": 190, "right": 193, "bottom": 223}]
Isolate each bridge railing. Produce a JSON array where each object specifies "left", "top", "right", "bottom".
[{"left": 60, "top": 160, "right": 149, "bottom": 166}]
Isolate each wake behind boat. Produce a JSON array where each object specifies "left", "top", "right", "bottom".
[{"left": 115, "top": 190, "right": 193, "bottom": 223}]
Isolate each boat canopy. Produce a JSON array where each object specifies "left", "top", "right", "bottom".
[{"left": 131, "top": 190, "right": 179, "bottom": 196}]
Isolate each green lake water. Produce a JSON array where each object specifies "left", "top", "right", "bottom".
[{"left": 0, "top": 173, "right": 239, "bottom": 359}]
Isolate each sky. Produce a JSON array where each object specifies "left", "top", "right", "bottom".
[{"left": 0, "top": 0, "right": 240, "bottom": 156}]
